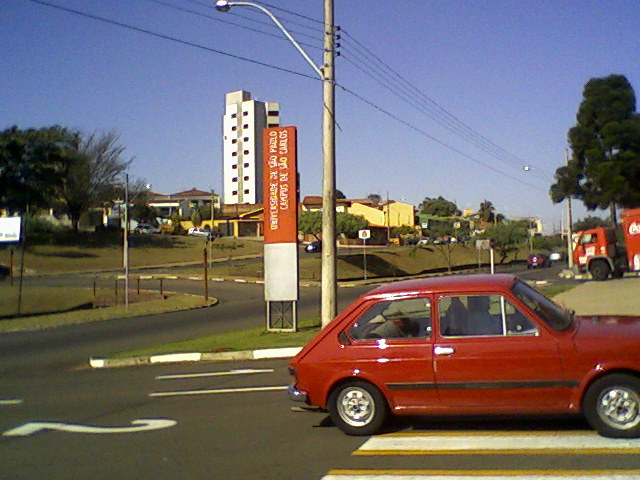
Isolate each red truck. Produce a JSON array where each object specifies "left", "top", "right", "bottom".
[{"left": 573, "top": 208, "right": 640, "bottom": 280}]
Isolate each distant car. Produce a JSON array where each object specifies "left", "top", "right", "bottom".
[
  {"left": 305, "top": 241, "right": 322, "bottom": 253},
  {"left": 288, "top": 273, "right": 640, "bottom": 438},
  {"left": 527, "top": 253, "right": 550, "bottom": 268},
  {"left": 188, "top": 227, "right": 210, "bottom": 238},
  {"left": 549, "top": 250, "right": 566, "bottom": 263},
  {"left": 133, "top": 224, "right": 160, "bottom": 234}
]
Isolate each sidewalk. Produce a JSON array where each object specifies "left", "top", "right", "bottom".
[{"left": 552, "top": 276, "right": 640, "bottom": 316}]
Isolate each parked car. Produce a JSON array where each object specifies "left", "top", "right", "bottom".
[
  {"left": 304, "top": 241, "right": 322, "bottom": 253},
  {"left": 188, "top": 227, "right": 210, "bottom": 238},
  {"left": 133, "top": 223, "right": 160, "bottom": 234},
  {"left": 526, "top": 253, "right": 550, "bottom": 268},
  {"left": 288, "top": 273, "right": 640, "bottom": 437}
]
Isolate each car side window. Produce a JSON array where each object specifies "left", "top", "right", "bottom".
[
  {"left": 348, "top": 298, "right": 432, "bottom": 340},
  {"left": 439, "top": 295, "right": 538, "bottom": 337}
]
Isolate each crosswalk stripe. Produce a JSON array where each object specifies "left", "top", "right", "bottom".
[{"left": 354, "top": 432, "right": 640, "bottom": 456}]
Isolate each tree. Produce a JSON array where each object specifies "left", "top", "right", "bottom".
[
  {"left": 336, "top": 212, "right": 368, "bottom": 238},
  {"left": 298, "top": 211, "right": 368, "bottom": 240},
  {"left": 191, "top": 208, "right": 202, "bottom": 228},
  {"left": 419, "top": 196, "right": 460, "bottom": 217},
  {"left": 0, "top": 125, "right": 75, "bottom": 214},
  {"left": 478, "top": 200, "right": 496, "bottom": 223},
  {"left": 573, "top": 215, "right": 610, "bottom": 232},
  {"left": 425, "top": 219, "right": 458, "bottom": 272},
  {"left": 484, "top": 222, "right": 528, "bottom": 263},
  {"left": 59, "top": 130, "right": 132, "bottom": 233},
  {"left": 367, "top": 193, "right": 382, "bottom": 205},
  {"left": 298, "top": 211, "right": 323, "bottom": 240},
  {"left": 335, "top": 190, "right": 346, "bottom": 199},
  {"left": 550, "top": 74, "right": 640, "bottom": 225}
]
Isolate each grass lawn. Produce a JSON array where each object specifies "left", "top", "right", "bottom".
[
  {"left": 0, "top": 284, "right": 216, "bottom": 333},
  {"left": 0, "top": 235, "right": 263, "bottom": 274}
]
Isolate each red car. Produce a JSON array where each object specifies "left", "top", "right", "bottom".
[
  {"left": 527, "top": 253, "right": 550, "bottom": 268},
  {"left": 288, "top": 274, "right": 640, "bottom": 437}
]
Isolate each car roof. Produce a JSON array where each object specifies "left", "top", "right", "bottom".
[{"left": 362, "top": 273, "right": 518, "bottom": 300}]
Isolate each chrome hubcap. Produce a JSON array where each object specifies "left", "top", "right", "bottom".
[
  {"left": 598, "top": 387, "right": 640, "bottom": 430},
  {"left": 338, "top": 387, "right": 374, "bottom": 427}
]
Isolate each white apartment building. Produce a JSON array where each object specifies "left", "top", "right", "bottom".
[{"left": 222, "top": 90, "right": 280, "bottom": 205}]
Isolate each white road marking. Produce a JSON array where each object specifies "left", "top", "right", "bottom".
[
  {"left": 0, "top": 399, "right": 23, "bottom": 406},
  {"left": 149, "top": 385, "right": 287, "bottom": 397},
  {"left": 156, "top": 368, "right": 274, "bottom": 380},
  {"left": 3, "top": 418, "right": 177, "bottom": 437},
  {"left": 355, "top": 431, "right": 640, "bottom": 455}
]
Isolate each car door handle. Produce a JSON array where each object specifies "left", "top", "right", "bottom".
[{"left": 434, "top": 346, "right": 455, "bottom": 356}]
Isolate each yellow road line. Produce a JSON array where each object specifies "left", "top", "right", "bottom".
[{"left": 325, "top": 469, "right": 640, "bottom": 477}]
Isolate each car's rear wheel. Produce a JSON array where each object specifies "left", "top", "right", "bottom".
[
  {"left": 584, "top": 374, "right": 640, "bottom": 438},
  {"left": 328, "top": 380, "right": 387, "bottom": 436}
]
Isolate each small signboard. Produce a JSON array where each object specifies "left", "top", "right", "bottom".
[
  {"left": 0, "top": 217, "right": 21, "bottom": 243},
  {"left": 358, "top": 229, "right": 371, "bottom": 240},
  {"left": 475, "top": 239, "right": 491, "bottom": 250}
]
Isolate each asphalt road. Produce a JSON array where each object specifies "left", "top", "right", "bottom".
[{"left": 7, "top": 262, "right": 637, "bottom": 479}]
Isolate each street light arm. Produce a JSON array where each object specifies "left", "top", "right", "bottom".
[{"left": 214, "top": 1, "right": 323, "bottom": 79}]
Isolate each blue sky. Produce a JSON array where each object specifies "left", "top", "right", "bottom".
[{"left": 3, "top": 0, "right": 639, "bottom": 232}]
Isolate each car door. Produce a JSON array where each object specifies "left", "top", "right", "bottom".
[
  {"left": 434, "top": 293, "right": 567, "bottom": 409},
  {"left": 344, "top": 295, "right": 438, "bottom": 409}
]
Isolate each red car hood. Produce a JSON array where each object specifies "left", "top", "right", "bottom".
[{"left": 573, "top": 314, "right": 640, "bottom": 352}]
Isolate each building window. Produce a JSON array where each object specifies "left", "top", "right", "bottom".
[
  {"left": 243, "top": 150, "right": 249, "bottom": 155},
  {"left": 268, "top": 110, "right": 279, "bottom": 116},
  {"left": 243, "top": 124, "right": 249, "bottom": 129},
  {"left": 232, "top": 164, "right": 238, "bottom": 169},
  {"left": 243, "top": 137, "right": 249, "bottom": 142},
  {"left": 267, "top": 123, "right": 278, "bottom": 128},
  {"left": 243, "top": 111, "right": 248, "bottom": 116},
  {"left": 232, "top": 139, "right": 237, "bottom": 144},
  {"left": 244, "top": 189, "right": 250, "bottom": 194},
  {"left": 232, "top": 191, "right": 238, "bottom": 196},
  {"left": 231, "top": 126, "right": 237, "bottom": 131},
  {"left": 243, "top": 176, "right": 249, "bottom": 181},
  {"left": 244, "top": 162, "right": 250, "bottom": 168},
  {"left": 232, "top": 152, "right": 238, "bottom": 157},
  {"left": 232, "top": 177, "right": 238, "bottom": 182},
  {"left": 231, "top": 113, "right": 237, "bottom": 118}
]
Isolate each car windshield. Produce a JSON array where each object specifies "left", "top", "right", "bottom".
[{"left": 511, "top": 280, "right": 573, "bottom": 331}]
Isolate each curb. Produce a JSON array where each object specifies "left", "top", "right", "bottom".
[{"left": 88, "top": 346, "right": 303, "bottom": 369}]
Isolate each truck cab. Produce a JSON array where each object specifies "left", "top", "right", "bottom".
[{"left": 573, "top": 208, "right": 640, "bottom": 281}]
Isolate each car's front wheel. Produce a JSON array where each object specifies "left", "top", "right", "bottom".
[
  {"left": 328, "top": 380, "right": 388, "bottom": 436},
  {"left": 584, "top": 374, "right": 640, "bottom": 438}
]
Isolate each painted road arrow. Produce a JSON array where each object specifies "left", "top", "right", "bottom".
[{"left": 3, "top": 418, "right": 177, "bottom": 437}]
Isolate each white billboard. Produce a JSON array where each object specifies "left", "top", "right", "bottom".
[{"left": 0, "top": 217, "right": 21, "bottom": 243}]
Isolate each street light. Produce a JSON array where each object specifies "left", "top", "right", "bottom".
[{"left": 214, "top": 0, "right": 337, "bottom": 327}]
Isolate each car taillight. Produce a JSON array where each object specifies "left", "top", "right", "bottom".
[{"left": 288, "top": 366, "right": 298, "bottom": 384}]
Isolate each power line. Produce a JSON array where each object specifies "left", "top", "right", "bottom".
[
  {"left": 23, "top": 0, "right": 549, "bottom": 192},
  {"left": 335, "top": 83, "right": 547, "bottom": 192},
  {"left": 146, "top": 0, "right": 324, "bottom": 52},
  {"left": 23, "top": 0, "right": 319, "bottom": 82},
  {"left": 338, "top": 28, "right": 554, "bottom": 180}
]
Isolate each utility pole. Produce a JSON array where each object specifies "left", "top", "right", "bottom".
[
  {"left": 565, "top": 149, "right": 574, "bottom": 270},
  {"left": 124, "top": 173, "right": 130, "bottom": 310},
  {"left": 321, "top": 0, "right": 336, "bottom": 327}
]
